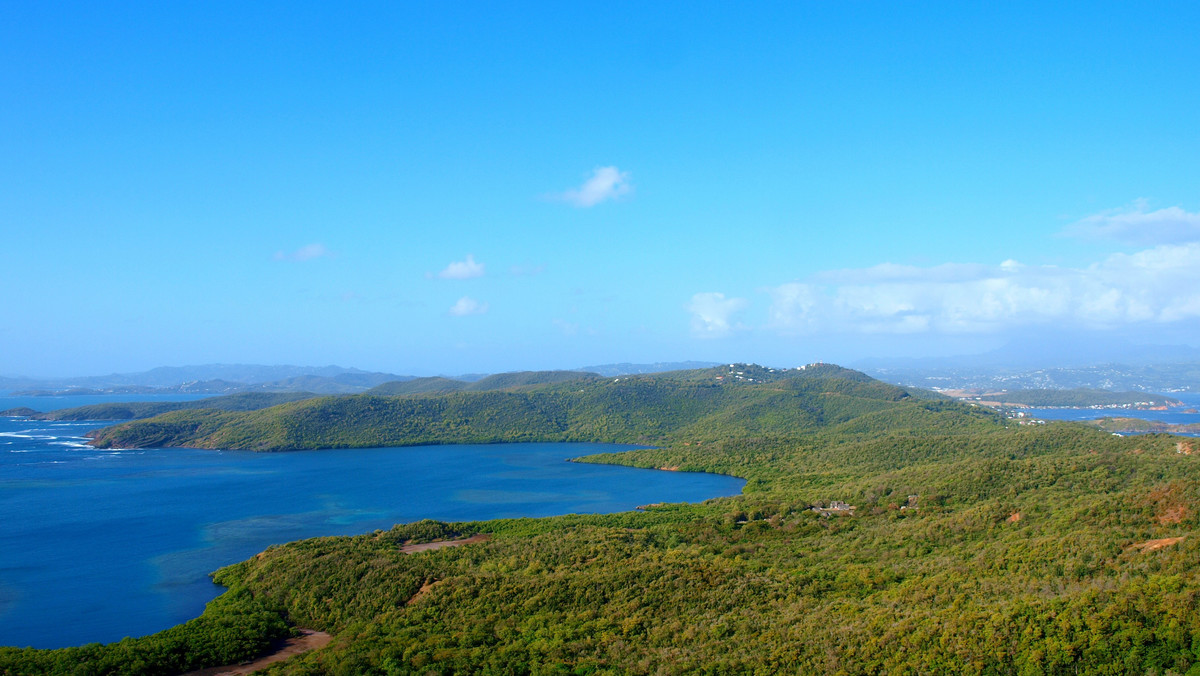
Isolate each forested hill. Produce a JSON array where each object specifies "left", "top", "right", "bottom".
[
  {"left": 364, "top": 369, "right": 603, "bottom": 395},
  {"left": 6, "top": 363, "right": 1200, "bottom": 674},
  {"left": 28, "top": 392, "right": 319, "bottom": 421},
  {"left": 88, "top": 364, "right": 994, "bottom": 451}
]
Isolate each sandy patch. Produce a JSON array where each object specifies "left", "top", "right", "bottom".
[
  {"left": 400, "top": 533, "right": 490, "bottom": 554},
  {"left": 183, "top": 629, "right": 332, "bottom": 676},
  {"left": 657, "top": 465, "right": 680, "bottom": 471},
  {"left": 1128, "top": 537, "right": 1184, "bottom": 552},
  {"left": 1006, "top": 512, "right": 1022, "bottom": 523},
  {"left": 1178, "top": 440, "right": 1194, "bottom": 455}
]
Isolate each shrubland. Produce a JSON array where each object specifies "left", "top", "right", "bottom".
[{"left": 3, "top": 364, "right": 1198, "bottom": 675}]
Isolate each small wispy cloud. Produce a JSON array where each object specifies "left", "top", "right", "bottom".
[
  {"left": 551, "top": 166, "right": 632, "bottom": 208},
  {"left": 1064, "top": 200, "right": 1200, "bottom": 245},
  {"left": 449, "top": 296, "right": 488, "bottom": 316},
  {"left": 686, "top": 292, "right": 748, "bottom": 338},
  {"left": 436, "top": 254, "right": 485, "bottom": 280},
  {"left": 273, "top": 243, "right": 331, "bottom": 262}
]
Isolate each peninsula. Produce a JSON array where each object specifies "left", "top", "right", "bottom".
[{"left": 2, "top": 364, "right": 1197, "bottom": 674}]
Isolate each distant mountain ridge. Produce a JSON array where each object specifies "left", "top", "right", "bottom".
[
  {"left": 864, "top": 362, "right": 1200, "bottom": 393},
  {"left": 1, "top": 362, "right": 725, "bottom": 396},
  {"left": 1, "top": 364, "right": 414, "bottom": 396},
  {"left": 855, "top": 335, "right": 1200, "bottom": 392}
]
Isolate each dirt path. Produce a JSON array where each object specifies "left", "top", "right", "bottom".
[
  {"left": 182, "top": 629, "right": 332, "bottom": 676},
  {"left": 1128, "top": 536, "right": 1184, "bottom": 552},
  {"left": 400, "top": 533, "right": 490, "bottom": 553}
]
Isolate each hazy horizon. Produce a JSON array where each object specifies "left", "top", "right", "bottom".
[{"left": 5, "top": 4, "right": 1198, "bottom": 378}]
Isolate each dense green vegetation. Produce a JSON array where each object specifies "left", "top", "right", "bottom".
[
  {"left": 90, "top": 365, "right": 994, "bottom": 451},
  {"left": 366, "top": 370, "right": 602, "bottom": 395},
  {"left": 986, "top": 388, "right": 1181, "bottom": 408},
  {"left": 28, "top": 391, "right": 319, "bottom": 421},
  {"left": 0, "top": 585, "right": 290, "bottom": 675},
  {"left": 5, "top": 364, "right": 1200, "bottom": 674}
]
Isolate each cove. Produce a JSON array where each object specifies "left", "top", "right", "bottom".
[{"left": 0, "top": 417, "right": 744, "bottom": 649}]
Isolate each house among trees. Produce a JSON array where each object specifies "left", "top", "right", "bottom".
[{"left": 812, "top": 500, "right": 855, "bottom": 517}]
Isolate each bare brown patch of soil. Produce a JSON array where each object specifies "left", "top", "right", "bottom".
[
  {"left": 657, "top": 465, "right": 680, "bottom": 471},
  {"left": 1128, "top": 537, "right": 1184, "bottom": 552},
  {"left": 400, "top": 533, "right": 490, "bottom": 554},
  {"left": 183, "top": 629, "right": 332, "bottom": 676},
  {"left": 1178, "top": 440, "right": 1195, "bottom": 455},
  {"left": 1158, "top": 504, "right": 1188, "bottom": 525},
  {"left": 1006, "top": 512, "right": 1022, "bottom": 523},
  {"left": 1145, "top": 482, "right": 1191, "bottom": 526},
  {"left": 407, "top": 579, "right": 441, "bottom": 605}
]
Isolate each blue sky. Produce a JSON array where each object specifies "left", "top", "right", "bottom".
[{"left": 3, "top": 2, "right": 1199, "bottom": 377}]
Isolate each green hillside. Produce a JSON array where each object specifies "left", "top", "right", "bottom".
[
  {"left": 89, "top": 365, "right": 996, "bottom": 451},
  {"left": 4, "top": 364, "right": 1199, "bottom": 675},
  {"left": 365, "top": 370, "right": 602, "bottom": 396},
  {"left": 366, "top": 376, "right": 469, "bottom": 395},
  {"left": 32, "top": 391, "right": 319, "bottom": 421},
  {"left": 464, "top": 370, "right": 601, "bottom": 390}
]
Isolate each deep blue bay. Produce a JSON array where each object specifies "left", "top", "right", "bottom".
[
  {"left": 1025, "top": 392, "right": 1200, "bottom": 434},
  {"left": 0, "top": 417, "right": 744, "bottom": 649}
]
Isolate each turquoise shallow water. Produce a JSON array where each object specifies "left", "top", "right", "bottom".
[{"left": 0, "top": 417, "right": 744, "bottom": 649}]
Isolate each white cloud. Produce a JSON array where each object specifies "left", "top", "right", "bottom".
[
  {"left": 766, "top": 243, "right": 1200, "bottom": 335},
  {"left": 687, "top": 292, "right": 748, "bottom": 338},
  {"left": 273, "top": 243, "right": 330, "bottom": 262},
  {"left": 437, "top": 254, "right": 485, "bottom": 280},
  {"left": 449, "top": 296, "right": 488, "bottom": 316},
  {"left": 553, "top": 166, "right": 632, "bottom": 207},
  {"left": 1064, "top": 200, "right": 1200, "bottom": 245}
]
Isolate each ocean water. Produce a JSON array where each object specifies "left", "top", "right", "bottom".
[
  {"left": 1025, "top": 392, "right": 1200, "bottom": 428},
  {"left": 0, "top": 417, "right": 744, "bottom": 649}
]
